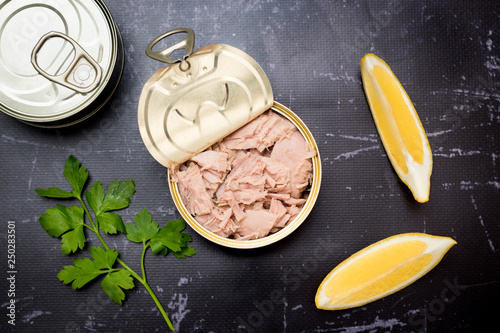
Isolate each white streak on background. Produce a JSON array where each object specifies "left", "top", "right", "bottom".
[{"left": 471, "top": 195, "right": 496, "bottom": 252}]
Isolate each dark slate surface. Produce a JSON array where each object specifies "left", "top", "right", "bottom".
[{"left": 1, "top": 0, "right": 499, "bottom": 332}]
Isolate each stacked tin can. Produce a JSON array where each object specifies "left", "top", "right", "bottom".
[{"left": 0, "top": 0, "right": 123, "bottom": 128}]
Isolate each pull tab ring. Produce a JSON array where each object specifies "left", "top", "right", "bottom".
[
  {"left": 145, "top": 28, "right": 195, "bottom": 65},
  {"left": 31, "top": 31, "right": 102, "bottom": 94}
]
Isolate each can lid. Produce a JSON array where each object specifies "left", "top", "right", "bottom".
[
  {"left": 138, "top": 29, "right": 274, "bottom": 168},
  {"left": 0, "top": 0, "right": 118, "bottom": 123}
]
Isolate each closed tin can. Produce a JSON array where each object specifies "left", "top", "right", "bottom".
[
  {"left": 138, "top": 29, "right": 321, "bottom": 249},
  {"left": 0, "top": 0, "right": 124, "bottom": 128}
]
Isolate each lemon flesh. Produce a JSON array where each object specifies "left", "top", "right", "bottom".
[
  {"left": 361, "top": 54, "right": 432, "bottom": 203},
  {"left": 315, "top": 233, "right": 456, "bottom": 310}
]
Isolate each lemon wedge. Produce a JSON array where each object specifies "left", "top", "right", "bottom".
[
  {"left": 361, "top": 54, "right": 432, "bottom": 203},
  {"left": 315, "top": 233, "right": 456, "bottom": 310}
]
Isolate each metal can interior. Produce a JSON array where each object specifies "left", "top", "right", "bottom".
[{"left": 168, "top": 101, "right": 322, "bottom": 249}]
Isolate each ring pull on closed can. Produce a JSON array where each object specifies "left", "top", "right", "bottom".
[
  {"left": 31, "top": 31, "right": 103, "bottom": 94},
  {"left": 0, "top": 0, "right": 123, "bottom": 128}
]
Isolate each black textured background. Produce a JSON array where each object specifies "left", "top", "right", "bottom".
[{"left": 1, "top": 0, "right": 499, "bottom": 332}]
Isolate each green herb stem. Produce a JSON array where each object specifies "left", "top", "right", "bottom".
[
  {"left": 89, "top": 221, "right": 174, "bottom": 331},
  {"left": 95, "top": 230, "right": 111, "bottom": 250},
  {"left": 141, "top": 242, "right": 149, "bottom": 281},
  {"left": 113, "top": 256, "right": 174, "bottom": 331},
  {"left": 78, "top": 196, "right": 112, "bottom": 255},
  {"left": 138, "top": 277, "right": 175, "bottom": 331},
  {"left": 82, "top": 223, "right": 95, "bottom": 231},
  {"left": 77, "top": 196, "right": 97, "bottom": 230}
]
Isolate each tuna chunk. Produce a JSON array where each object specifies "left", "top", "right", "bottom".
[
  {"left": 265, "top": 192, "right": 291, "bottom": 201},
  {"left": 223, "top": 111, "right": 296, "bottom": 152},
  {"left": 283, "top": 197, "right": 306, "bottom": 206},
  {"left": 200, "top": 168, "right": 224, "bottom": 194},
  {"left": 171, "top": 110, "right": 315, "bottom": 240},
  {"left": 191, "top": 151, "right": 229, "bottom": 196},
  {"left": 195, "top": 207, "right": 236, "bottom": 238},
  {"left": 268, "top": 198, "right": 291, "bottom": 233},
  {"left": 287, "top": 205, "right": 301, "bottom": 221},
  {"left": 236, "top": 209, "right": 278, "bottom": 240},
  {"left": 174, "top": 163, "right": 214, "bottom": 216},
  {"left": 219, "top": 152, "right": 266, "bottom": 205},
  {"left": 261, "top": 156, "right": 291, "bottom": 194},
  {"left": 224, "top": 192, "right": 246, "bottom": 222},
  {"left": 211, "top": 141, "right": 239, "bottom": 165},
  {"left": 192, "top": 150, "right": 228, "bottom": 172},
  {"left": 271, "top": 129, "right": 315, "bottom": 198},
  {"left": 263, "top": 115, "right": 297, "bottom": 149},
  {"left": 270, "top": 199, "right": 287, "bottom": 223}
]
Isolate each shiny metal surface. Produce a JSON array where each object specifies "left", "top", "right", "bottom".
[
  {"left": 0, "top": 0, "right": 123, "bottom": 127},
  {"left": 145, "top": 28, "right": 195, "bottom": 64},
  {"left": 31, "top": 31, "right": 103, "bottom": 94},
  {"left": 138, "top": 35, "right": 274, "bottom": 168}
]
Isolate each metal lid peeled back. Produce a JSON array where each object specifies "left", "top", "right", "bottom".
[{"left": 138, "top": 28, "right": 273, "bottom": 168}]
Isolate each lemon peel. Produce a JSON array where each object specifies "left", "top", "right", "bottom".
[
  {"left": 315, "top": 233, "right": 456, "bottom": 310},
  {"left": 361, "top": 54, "right": 432, "bottom": 203}
]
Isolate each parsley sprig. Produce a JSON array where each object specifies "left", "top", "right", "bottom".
[{"left": 35, "top": 155, "right": 195, "bottom": 330}]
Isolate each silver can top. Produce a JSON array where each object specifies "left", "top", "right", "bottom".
[{"left": 0, "top": 0, "right": 120, "bottom": 125}]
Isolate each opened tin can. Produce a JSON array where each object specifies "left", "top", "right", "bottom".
[
  {"left": 0, "top": 0, "right": 123, "bottom": 128},
  {"left": 138, "top": 28, "right": 321, "bottom": 248}
]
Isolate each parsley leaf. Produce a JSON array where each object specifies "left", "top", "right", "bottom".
[
  {"left": 61, "top": 226, "right": 86, "bottom": 255},
  {"left": 85, "top": 180, "right": 135, "bottom": 234},
  {"left": 35, "top": 155, "right": 88, "bottom": 199},
  {"left": 39, "top": 204, "right": 86, "bottom": 254},
  {"left": 89, "top": 246, "right": 119, "bottom": 269},
  {"left": 162, "top": 219, "right": 187, "bottom": 233},
  {"left": 57, "top": 247, "right": 118, "bottom": 289},
  {"left": 97, "top": 212, "right": 126, "bottom": 234},
  {"left": 64, "top": 155, "right": 88, "bottom": 198},
  {"left": 100, "top": 180, "right": 135, "bottom": 212},
  {"left": 35, "top": 187, "right": 74, "bottom": 198},
  {"left": 101, "top": 270, "right": 134, "bottom": 305},
  {"left": 150, "top": 219, "right": 196, "bottom": 258},
  {"left": 85, "top": 180, "right": 106, "bottom": 213},
  {"left": 58, "top": 246, "right": 133, "bottom": 305},
  {"left": 58, "top": 258, "right": 103, "bottom": 289},
  {"left": 170, "top": 244, "right": 197, "bottom": 259},
  {"left": 125, "top": 209, "right": 159, "bottom": 243},
  {"left": 150, "top": 225, "right": 186, "bottom": 253}
]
